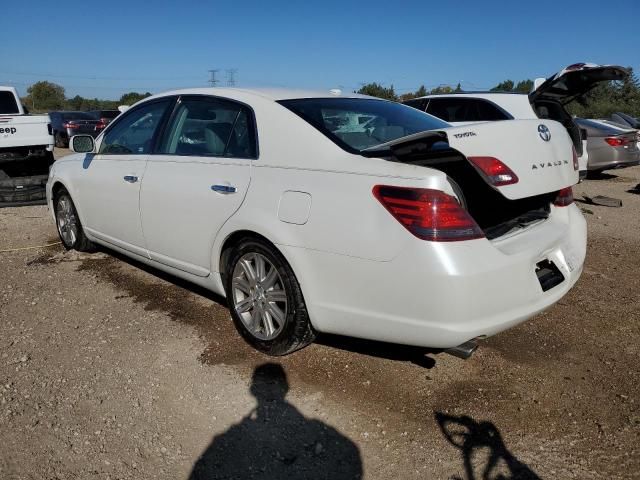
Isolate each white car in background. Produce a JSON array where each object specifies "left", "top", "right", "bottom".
[
  {"left": 47, "top": 88, "right": 586, "bottom": 357},
  {"left": 404, "top": 63, "right": 629, "bottom": 180}
]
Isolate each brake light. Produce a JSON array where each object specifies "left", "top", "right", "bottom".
[
  {"left": 572, "top": 146, "right": 579, "bottom": 171},
  {"left": 373, "top": 185, "right": 484, "bottom": 242},
  {"left": 468, "top": 156, "right": 518, "bottom": 186},
  {"left": 604, "top": 137, "right": 628, "bottom": 147},
  {"left": 554, "top": 187, "right": 574, "bottom": 207},
  {"left": 96, "top": 120, "right": 107, "bottom": 129},
  {"left": 63, "top": 122, "right": 79, "bottom": 129}
]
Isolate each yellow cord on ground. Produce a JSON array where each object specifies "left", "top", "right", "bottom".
[{"left": 0, "top": 241, "right": 62, "bottom": 253}]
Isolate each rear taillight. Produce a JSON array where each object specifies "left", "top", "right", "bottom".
[
  {"left": 604, "top": 137, "right": 628, "bottom": 147},
  {"left": 571, "top": 146, "right": 579, "bottom": 171},
  {"left": 96, "top": 120, "right": 107, "bottom": 129},
  {"left": 468, "top": 156, "right": 518, "bottom": 186},
  {"left": 373, "top": 185, "right": 484, "bottom": 242},
  {"left": 554, "top": 187, "right": 574, "bottom": 207},
  {"left": 63, "top": 122, "right": 79, "bottom": 129}
]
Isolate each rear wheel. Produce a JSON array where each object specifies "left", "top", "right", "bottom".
[
  {"left": 54, "top": 132, "right": 65, "bottom": 148},
  {"left": 54, "top": 190, "right": 94, "bottom": 251},
  {"left": 225, "top": 237, "right": 316, "bottom": 355}
]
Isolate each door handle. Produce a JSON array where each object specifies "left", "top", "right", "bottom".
[
  {"left": 211, "top": 184, "right": 237, "bottom": 194},
  {"left": 123, "top": 175, "right": 138, "bottom": 183}
]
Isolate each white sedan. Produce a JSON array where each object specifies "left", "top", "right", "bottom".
[{"left": 47, "top": 88, "right": 586, "bottom": 357}]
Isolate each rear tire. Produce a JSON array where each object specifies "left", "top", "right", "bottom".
[
  {"left": 53, "top": 189, "right": 94, "bottom": 252},
  {"left": 224, "top": 237, "right": 316, "bottom": 355},
  {"left": 54, "top": 132, "right": 65, "bottom": 148}
]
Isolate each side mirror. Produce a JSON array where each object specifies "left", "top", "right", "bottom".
[{"left": 70, "top": 135, "right": 95, "bottom": 153}]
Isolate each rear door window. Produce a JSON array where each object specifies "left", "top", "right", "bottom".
[{"left": 159, "top": 96, "right": 257, "bottom": 159}]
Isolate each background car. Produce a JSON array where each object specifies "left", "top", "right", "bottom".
[
  {"left": 49, "top": 111, "right": 104, "bottom": 148},
  {"left": 403, "top": 63, "right": 629, "bottom": 180},
  {"left": 574, "top": 118, "right": 640, "bottom": 174},
  {"left": 88, "top": 109, "right": 121, "bottom": 128},
  {"left": 47, "top": 88, "right": 585, "bottom": 357}
]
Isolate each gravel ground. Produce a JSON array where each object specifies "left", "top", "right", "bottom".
[{"left": 0, "top": 149, "right": 638, "bottom": 479}]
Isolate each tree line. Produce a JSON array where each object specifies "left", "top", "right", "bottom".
[
  {"left": 357, "top": 68, "right": 640, "bottom": 118},
  {"left": 21, "top": 81, "right": 152, "bottom": 113}
]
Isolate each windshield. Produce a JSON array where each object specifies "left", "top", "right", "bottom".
[{"left": 278, "top": 98, "right": 450, "bottom": 153}]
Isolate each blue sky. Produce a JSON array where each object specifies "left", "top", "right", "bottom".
[{"left": 2, "top": 0, "right": 639, "bottom": 100}]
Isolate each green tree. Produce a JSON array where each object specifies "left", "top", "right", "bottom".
[
  {"left": 25, "top": 81, "right": 66, "bottom": 111},
  {"left": 514, "top": 80, "right": 533, "bottom": 93},
  {"left": 454, "top": 82, "right": 463, "bottom": 92},
  {"left": 490, "top": 80, "right": 514, "bottom": 92},
  {"left": 429, "top": 85, "right": 453, "bottom": 94},
  {"left": 356, "top": 83, "right": 397, "bottom": 101},
  {"left": 119, "top": 91, "right": 152, "bottom": 106}
]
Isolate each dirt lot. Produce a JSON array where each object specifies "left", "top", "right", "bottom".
[{"left": 1, "top": 149, "right": 639, "bottom": 479}]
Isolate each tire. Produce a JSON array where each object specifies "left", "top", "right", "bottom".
[
  {"left": 224, "top": 237, "right": 316, "bottom": 355},
  {"left": 54, "top": 132, "right": 64, "bottom": 148},
  {"left": 53, "top": 189, "right": 94, "bottom": 252}
]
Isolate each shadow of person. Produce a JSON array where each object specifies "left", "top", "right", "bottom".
[
  {"left": 189, "top": 363, "right": 362, "bottom": 480},
  {"left": 435, "top": 412, "right": 540, "bottom": 480}
]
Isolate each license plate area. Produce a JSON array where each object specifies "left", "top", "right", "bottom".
[{"left": 535, "top": 259, "right": 565, "bottom": 292}]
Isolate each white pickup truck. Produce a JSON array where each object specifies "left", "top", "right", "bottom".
[{"left": 0, "top": 86, "right": 55, "bottom": 206}]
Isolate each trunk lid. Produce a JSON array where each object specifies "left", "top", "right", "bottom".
[
  {"left": 529, "top": 63, "right": 628, "bottom": 105},
  {"left": 363, "top": 119, "right": 578, "bottom": 200}
]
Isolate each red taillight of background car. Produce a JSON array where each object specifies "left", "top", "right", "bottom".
[
  {"left": 467, "top": 156, "right": 519, "bottom": 186},
  {"left": 96, "top": 119, "right": 107, "bottom": 130},
  {"left": 604, "top": 137, "right": 628, "bottom": 147},
  {"left": 571, "top": 146, "right": 579, "bottom": 171},
  {"left": 373, "top": 185, "right": 485, "bottom": 242},
  {"left": 63, "top": 122, "right": 79, "bottom": 129},
  {"left": 553, "top": 187, "right": 574, "bottom": 207}
]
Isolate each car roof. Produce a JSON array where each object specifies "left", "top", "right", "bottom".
[
  {"left": 417, "top": 91, "right": 526, "bottom": 99},
  {"left": 146, "top": 87, "right": 372, "bottom": 102}
]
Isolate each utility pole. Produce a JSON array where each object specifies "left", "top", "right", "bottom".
[
  {"left": 226, "top": 69, "right": 238, "bottom": 87},
  {"left": 208, "top": 70, "right": 219, "bottom": 87}
]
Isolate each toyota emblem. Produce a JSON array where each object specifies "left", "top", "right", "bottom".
[{"left": 538, "top": 124, "right": 551, "bottom": 142}]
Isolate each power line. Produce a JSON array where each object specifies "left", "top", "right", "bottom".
[
  {"left": 226, "top": 69, "right": 238, "bottom": 87},
  {"left": 208, "top": 70, "right": 220, "bottom": 87}
]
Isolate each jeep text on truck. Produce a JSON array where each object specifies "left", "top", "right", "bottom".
[{"left": 0, "top": 86, "right": 55, "bottom": 206}]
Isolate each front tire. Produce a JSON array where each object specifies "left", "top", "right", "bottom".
[
  {"left": 224, "top": 237, "right": 316, "bottom": 355},
  {"left": 54, "top": 190, "right": 94, "bottom": 252}
]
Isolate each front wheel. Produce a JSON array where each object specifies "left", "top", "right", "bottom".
[
  {"left": 225, "top": 238, "right": 316, "bottom": 355},
  {"left": 54, "top": 190, "right": 94, "bottom": 252}
]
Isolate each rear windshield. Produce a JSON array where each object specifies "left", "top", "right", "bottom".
[
  {"left": 576, "top": 118, "right": 633, "bottom": 135},
  {"left": 92, "top": 110, "right": 120, "bottom": 119},
  {"left": 278, "top": 98, "right": 450, "bottom": 153},
  {"left": 61, "top": 112, "right": 95, "bottom": 121},
  {"left": 0, "top": 91, "right": 20, "bottom": 114}
]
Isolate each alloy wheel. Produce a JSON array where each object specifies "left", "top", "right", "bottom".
[{"left": 231, "top": 252, "right": 288, "bottom": 341}]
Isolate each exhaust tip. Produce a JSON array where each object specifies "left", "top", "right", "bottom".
[{"left": 445, "top": 340, "right": 479, "bottom": 360}]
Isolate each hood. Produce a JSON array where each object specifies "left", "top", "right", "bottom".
[{"left": 529, "top": 63, "right": 628, "bottom": 105}]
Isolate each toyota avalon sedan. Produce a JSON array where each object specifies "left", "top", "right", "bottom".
[{"left": 46, "top": 88, "right": 586, "bottom": 357}]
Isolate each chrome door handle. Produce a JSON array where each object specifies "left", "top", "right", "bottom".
[
  {"left": 123, "top": 175, "right": 138, "bottom": 183},
  {"left": 211, "top": 184, "right": 237, "bottom": 194}
]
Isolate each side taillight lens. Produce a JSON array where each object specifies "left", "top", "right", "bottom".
[
  {"left": 604, "top": 137, "right": 628, "bottom": 147},
  {"left": 468, "top": 156, "right": 518, "bottom": 186},
  {"left": 572, "top": 146, "right": 579, "bottom": 171},
  {"left": 63, "top": 122, "right": 79, "bottom": 129},
  {"left": 373, "top": 185, "right": 484, "bottom": 242},
  {"left": 554, "top": 187, "right": 574, "bottom": 207},
  {"left": 96, "top": 120, "right": 107, "bottom": 129}
]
